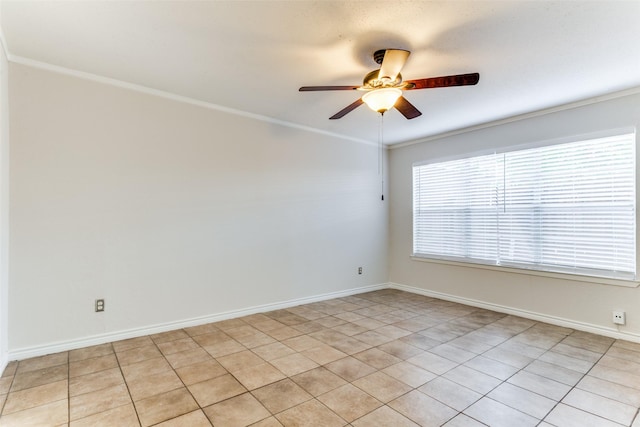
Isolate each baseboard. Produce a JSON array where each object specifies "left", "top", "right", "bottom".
[
  {"left": 388, "top": 282, "right": 640, "bottom": 343},
  {"left": 8, "top": 283, "right": 387, "bottom": 361}
]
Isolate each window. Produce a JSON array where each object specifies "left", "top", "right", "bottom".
[{"left": 413, "top": 132, "right": 636, "bottom": 281}]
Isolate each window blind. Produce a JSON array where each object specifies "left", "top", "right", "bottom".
[{"left": 413, "top": 133, "right": 636, "bottom": 281}]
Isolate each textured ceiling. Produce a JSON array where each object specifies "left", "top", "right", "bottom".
[{"left": 2, "top": 1, "right": 640, "bottom": 145}]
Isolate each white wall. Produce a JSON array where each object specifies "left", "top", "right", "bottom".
[
  {"left": 8, "top": 63, "right": 388, "bottom": 356},
  {"left": 0, "top": 34, "right": 9, "bottom": 371},
  {"left": 389, "top": 91, "right": 640, "bottom": 341}
]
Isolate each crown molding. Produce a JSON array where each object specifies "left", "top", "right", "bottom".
[
  {"left": 8, "top": 55, "right": 377, "bottom": 147},
  {"left": 391, "top": 86, "right": 640, "bottom": 150}
]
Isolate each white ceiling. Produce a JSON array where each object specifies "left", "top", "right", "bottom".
[{"left": 1, "top": 1, "right": 639, "bottom": 145}]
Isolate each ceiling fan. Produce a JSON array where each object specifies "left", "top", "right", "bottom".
[{"left": 299, "top": 49, "right": 479, "bottom": 120}]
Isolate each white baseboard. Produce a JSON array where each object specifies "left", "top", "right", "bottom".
[
  {"left": 388, "top": 282, "right": 640, "bottom": 343},
  {"left": 8, "top": 283, "right": 387, "bottom": 361},
  {"left": 9, "top": 281, "right": 639, "bottom": 362}
]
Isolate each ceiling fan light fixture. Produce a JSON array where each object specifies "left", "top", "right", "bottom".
[{"left": 362, "top": 88, "right": 402, "bottom": 113}]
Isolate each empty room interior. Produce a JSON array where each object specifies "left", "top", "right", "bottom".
[{"left": 0, "top": 1, "right": 640, "bottom": 426}]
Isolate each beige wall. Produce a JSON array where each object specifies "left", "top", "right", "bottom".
[
  {"left": 8, "top": 63, "right": 388, "bottom": 355},
  {"left": 388, "top": 91, "right": 640, "bottom": 341}
]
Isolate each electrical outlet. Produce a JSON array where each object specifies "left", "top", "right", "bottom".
[
  {"left": 613, "top": 311, "right": 625, "bottom": 325},
  {"left": 358, "top": 267, "right": 363, "bottom": 275},
  {"left": 95, "top": 299, "right": 105, "bottom": 312}
]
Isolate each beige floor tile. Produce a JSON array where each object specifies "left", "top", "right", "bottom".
[
  {"left": 112, "top": 336, "right": 154, "bottom": 353},
  {"left": 266, "top": 326, "right": 304, "bottom": 341},
  {"left": 301, "top": 344, "right": 348, "bottom": 364},
  {"left": 551, "top": 342, "right": 603, "bottom": 363},
  {"left": 463, "top": 397, "right": 538, "bottom": 427},
  {"left": 150, "top": 329, "right": 190, "bottom": 344},
  {"left": 463, "top": 355, "right": 519, "bottom": 381},
  {"left": 156, "top": 337, "right": 200, "bottom": 355},
  {"left": 16, "top": 352, "right": 68, "bottom": 375},
  {"left": 69, "top": 343, "right": 114, "bottom": 362},
  {"left": 249, "top": 416, "right": 283, "bottom": 427},
  {"left": 126, "top": 369, "right": 184, "bottom": 401},
  {"left": 217, "top": 349, "right": 265, "bottom": 372},
  {"left": 538, "top": 350, "right": 594, "bottom": 374},
  {"left": 10, "top": 364, "right": 68, "bottom": 392},
  {"left": 507, "top": 370, "right": 571, "bottom": 401},
  {"left": 69, "top": 367, "right": 124, "bottom": 397},
  {"left": 70, "top": 383, "right": 132, "bottom": 421},
  {"left": 203, "top": 340, "right": 246, "bottom": 358},
  {"left": 192, "top": 330, "right": 233, "bottom": 347},
  {"left": 252, "top": 378, "right": 313, "bottom": 414},
  {"left": 121, "top": 356, "right": 170, "bottom": 383},
  {"left": 2, "top": 379, "right": 67, "bottom": 414},
  {"left": 164, "top": 347, "right": 212, "bottom": 369},
  {"left": 429, "top": 343, "right": 476, "bottom": 364},
  {"left": 276, "top": 399, "right": 347, "bottom": 427},
  {"left": 418, "top": 377, "right": 482, "bottom": 412},
  {"left": 116, "top": 344, "right": 163, "bottom": 366},
  {"left": 333, "top": 336, "right": 375, "bottom": 355},
  {"left": 407, "top": 351, "right": 458, "bottom": 375},
  {"left": 183, "top": 322, "right": 220, "bottom": 337},
  {"left": 204, "top": 392, "right": 271, "bottom": 426},
  {"left": 442, "top": 413, "right": 487, "bottom": 427},
  {"left": 576, "top": 375, "right": 640, "bottom": 407},
  {"left": 135, "top": 387, "right": 199, "bottom": 426},
  {"left": 233, "top": 362, "right": 287, "bottom": 390},
  {"left": 290, "top": 367, "right": 347, "bottom": 397},
  {"left": 69, "top": 402, "right": 139, "bottom": 427},
  {"left": 175, "top": 359, "right": 227, "bottom": 385},
  {"left": 353, "top": 348, "right": 402, "bottom": 369},
  {"left": 154, "top": 409, "right": 211, "bottom": 427},
  {"left": 488, "top": 382, "right": 556, "bottom": 419},
  {"left": 399, "top": 332, "right": 441, "bottom": 350},
  {"left": 2, "top": 362, "right": 17, "bottom": 378},
  {"left": 524, "top": 360, "right": 584, "bottom": 386},
  {"left": 252, "top": 342, "right": 296, "bottom": 361},
  {"left": 70, "top": 353, "right": 119, "bottom": 377},
  {"left": 325, "top": 356, "right": 377, "bottom": 382},
  {"left": 7, "top": 290, "right": 640, "bottom": 427},
  {"left": 318, "top": 383, "right": 382, "bottom": 422},
  {"left": 351, "top": 405, "right": 419, "bottom": 427},
  {"left": 589, "top": 363, "right": 640, "bottom": 390},
  {"left": 389, "top": 389, "right": 458, "bottom": 426},
  {"left": 376, "top": 340, "right": 423, "bottom": 360},
  {"left": 483, "top": 346, "right": 534, "bottom": 369},
  {"left": 0, "top": 377, "right": 11, "bottom": 394},
  {"left": 269, "top": 353, "right": 318, "bottom": 376},
  {"left": 330, "top": 322, "right": 368, "bottom": 337},
  {"left": 562, "top": 388, "right": 637, "bottom": 425},
  {"left": 282, "top": 335, "right": 323, "bottom": 352},
  {"left": 382, "top": 361, "right": 436, "bottom": 388},
  {"left": 543, "top": 403, "right": 621, "bottom": 427},
  {"left": 442, "top": 365, "right": 502, "bottom": 394},
  {"left": 188, "top": 373, "right": 246, "bottom": 407},
  {"left": 0, "top": 399, "right": 68, "bottom": 427}
]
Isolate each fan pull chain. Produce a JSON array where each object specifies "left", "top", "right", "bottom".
[{"left": 379, "top": 112, "right": 384, "bottom": 201}]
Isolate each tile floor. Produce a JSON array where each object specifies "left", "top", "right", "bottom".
[{"left": 1, "top": 289, "right": 639, "bottom": 426}]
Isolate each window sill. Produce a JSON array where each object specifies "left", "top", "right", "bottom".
[{"left": 410, "top": 255, "right": 640, "bottom": 288}]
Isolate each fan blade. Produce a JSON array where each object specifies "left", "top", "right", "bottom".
[
  {"left": 329, "top": 98, "right": 364, "bottom": 120},
  {"left": 378, "top": 49, "right": 410, "bottom": 82},
  {"left": 299, "top": 85, "right": 359, "bottom": 91},
  {"left": 405, "top": 73, "right": 480, "bottom": 89},
  {"left": 395, "top": 96, "right": 422, "bottom": 119}
]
